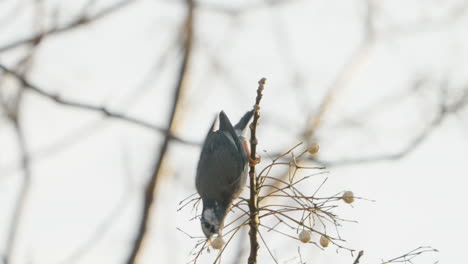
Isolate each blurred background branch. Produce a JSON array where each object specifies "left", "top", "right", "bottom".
[
  {"left": 1, "top": 52, "right": 34, "bottom": 264},
  {"left": 0, "top": 0, "right": 137, "bottom": 53},
  {"left": 0, "top": 64, "right": 197, "bottom": 146},
  {"left": 125, "top": 0, "right": 195, "bottom": 263}
]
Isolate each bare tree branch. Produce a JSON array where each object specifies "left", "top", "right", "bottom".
[
  {"left": 0, "top": 0, "right": 138, "bottom": 53},
  {"left": 353, "top": 250, "right": 364, "bottom": 264},
  {"left": 303, "top": 0, "right": 376, "bottom": 142},
  {"left": 254, "top": 0, "right": 378, "bottom": 199},
  {"left": 1, "top": 78, "right": 29, "bottom": 264},
  {"left": 381, "top": 246, "right": 438, "bottom": 263},
  {"left": 247, "top": 78, "right": 266, "bottom": 264},
  {"left": 320, "top": 87, "right": 468, "bottom": 167},
  {"left": 1, "top": 33, "right": 41, "bottom": 264},
  {"left": 4, "top": 117, "right": 30, "bottom": 264},
  {"left": 0, "top": 37, "right": 187, "bottom": 180},
  {"left": 0, "top": 64, "right": 198, "bottom": 146},
  {"left": 125, "top": 0, "right": 195, "bottom": 263}
]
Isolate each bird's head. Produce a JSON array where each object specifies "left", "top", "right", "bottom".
[{"left": 200, "top": 200, "right": 226, "bottom": 239}]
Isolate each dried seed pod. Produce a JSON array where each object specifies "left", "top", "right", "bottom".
[
  {"left": 342, "top": 191, "right": 355, "bottom": 204},
  {"left": 211, "top": 236, "right": 224, "bottom": 250},
  {"left": 320, "top": 235, "right": 330, "bottom": 248},
  {"left": 298, "top": 230, "right": 311, "bottom": 243},
  {"left": 307, "top": 143, "right": 320, "bottom": 155}
]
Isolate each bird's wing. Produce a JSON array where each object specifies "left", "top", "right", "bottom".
[
  {"left": 234, "top": 110, "right": 254, "bottom": 135},
  {"left": 218, "top": 111, "right": 245, "bottom": 155},
  {"left": 196, "top": 130, "right": 246, "bottom": 203}
]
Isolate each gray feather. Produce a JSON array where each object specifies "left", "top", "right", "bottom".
[
  {"left": 196, "top": 111, "right": 248, "bottom": 203},
  {"left": 234, "top": 110, "right": 254, "bottom": 132}
]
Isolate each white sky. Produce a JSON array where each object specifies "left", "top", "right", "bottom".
[{"left": 1, "top": 0, "right": 468, "bottom": 263}]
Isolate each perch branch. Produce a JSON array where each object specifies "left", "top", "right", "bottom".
[{"left": 247, "top": 78, "right": 266, "bottom": 264}]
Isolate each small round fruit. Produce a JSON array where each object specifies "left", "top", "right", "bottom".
[
  {"left": 307, "top": 143, "right": 320, "bottom": 155},
  {"left": 211, "top": 236, "right": 224, "bottom": 250},
  {"left": 298, "top": 230, "right": 311, "bottom": 243},
  {"left": 342, "top": 191, "right": 355, "bottom": 204},
  {"left": 320, "top": 235, "right": 330, "bottom": 248}
]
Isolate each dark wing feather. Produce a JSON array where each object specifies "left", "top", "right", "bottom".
[
  {"left": 196, "top": 111, "right": 248, "bottom": 203},
  {"left": 196, "top": 131, "right": 246, "bottom": 203},
  {"left": 218, "top": 111, "right": 245, "bottom": 156},
  {"left": 234, "top": 110, "right": 254, "bottom": 132}
]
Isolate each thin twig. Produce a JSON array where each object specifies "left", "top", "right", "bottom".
[
  {"left": 0, "top": 64, "right": 198, "bottom": 146},
  {"left": 381, "top": 246, "right": 438, "bottom": 263},
  {"left": 1, "top": 41, "right": 39, "bottom": 264},
  {"left": 302, "top": 0, "right": 376, "bottom": 143},
  {"left": 321, "top": 87, "right": 468, "bottom": 167},
  {"left": 353, "top": 250, "right": 364, "bottom": 264},
  {"left": 0, "top": 0, "right": 138, "bottom": 53},
  {"left": 258, "top": 229, "right": 279, "bottom": 264},
  {"left": 4, "top": 119, "right": 30, "bottom": 264}
]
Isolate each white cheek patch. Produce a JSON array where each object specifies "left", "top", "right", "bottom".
[{"left": 203, "top": 208, "right": 218, "bottom": 225}]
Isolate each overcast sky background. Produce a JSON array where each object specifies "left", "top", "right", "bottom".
[{"left": 1, "top": 0, "right": 468, "bottom": 263}]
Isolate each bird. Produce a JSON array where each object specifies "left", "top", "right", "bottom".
[{"left": 195, "top": 110, "right": 254, "bottom": 239}]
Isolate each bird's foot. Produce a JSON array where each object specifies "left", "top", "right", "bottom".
[
  {"left": 244, "top": 140, "right": 261, "bottom": 166},
  {"left": 249, "top": 155, "right": 261, "bottom": 166}
]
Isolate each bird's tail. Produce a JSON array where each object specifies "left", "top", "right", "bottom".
[{"left": 234, "top": 110, "right": 254, "bottom": 133}]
